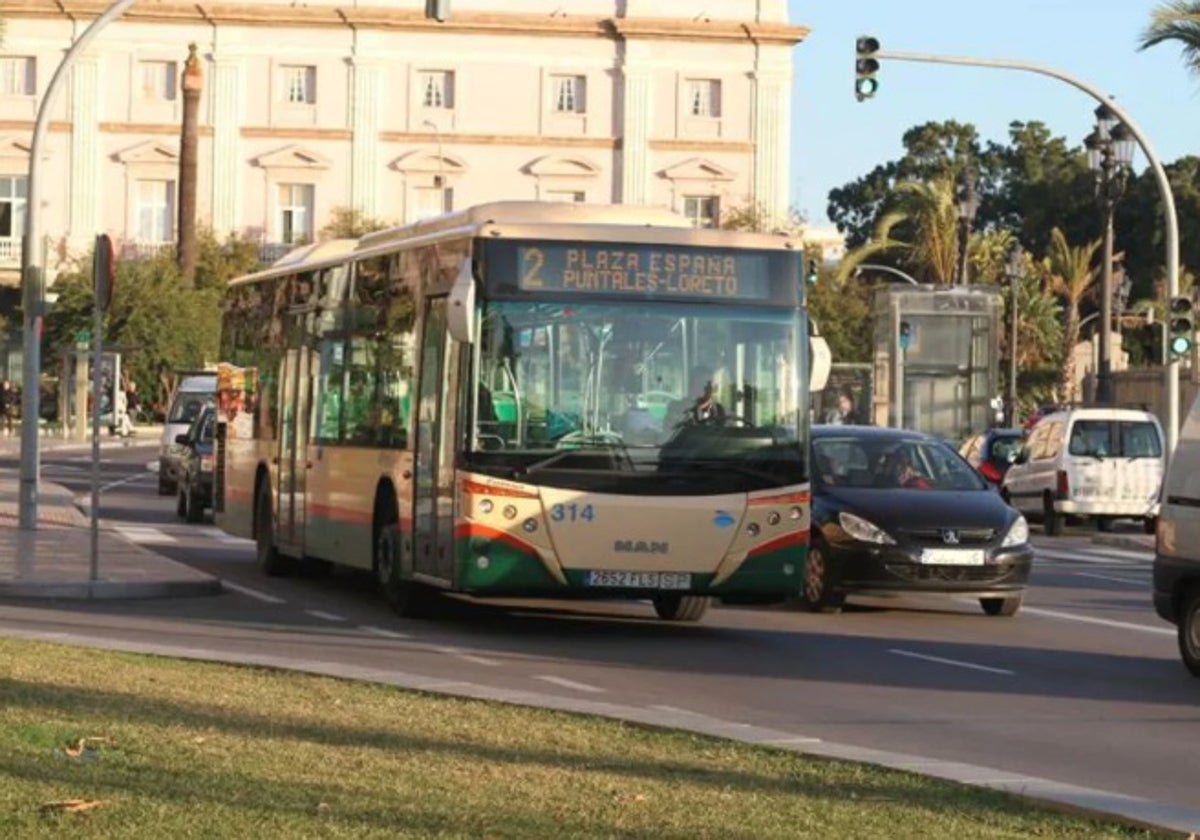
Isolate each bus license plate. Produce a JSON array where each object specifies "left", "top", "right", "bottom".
[
  {"left": 586, "top": 571, "right": 692, "bottom": 589},
  {"left": 920, "top": 548, "right": 985, "bottom": 566}
]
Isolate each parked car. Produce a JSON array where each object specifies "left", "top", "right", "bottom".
[
  {"left": 1001, "top": 406, "right": 1163, "bottom": 535},
  {"left": 959, "top": 428, "right": 1026, "bottom": 486},
  {"left": 175, "top": 405, "right": 216, "bottom": 524},
  {"left": 801, "top": 425, "right": 1032, "bottom": 616},
  {"left": 1153, "top": 394, "right": 1200, "bottom": 677},
  {"left": 159, "top": 371, "right": 217, "bottom": 495}
]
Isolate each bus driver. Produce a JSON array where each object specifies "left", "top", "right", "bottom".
[{"left": 668, "top": 366, "right": 726, "bottom": 427}]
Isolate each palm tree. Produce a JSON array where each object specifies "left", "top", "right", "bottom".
[
  {"left": 1139, "top": 1, "right": 1200, "bottom": 74},
  {"left": 835, "top": 175, "right": 962, "bottom": 285},
  {"left": 1043, "top": 227, "right": 1102, "bottom": 402}
]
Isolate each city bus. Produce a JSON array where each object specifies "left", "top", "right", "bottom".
[{"left": 214, "top": 201, "right": 826, "bottom": 622}]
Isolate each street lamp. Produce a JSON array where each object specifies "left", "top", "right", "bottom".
[
  {"left": 956, "top": 167, "right": 978, "bottom": 285},
  {"left": 1005, "top": 243, "right": 1023, "bottom": 425},
  {"left": 1084, "top": 102, "right": 1135, "bottom": 405}
]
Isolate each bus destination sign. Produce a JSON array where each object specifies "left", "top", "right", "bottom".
[{"left": 515, "top": 244, "right": 772, "bottom": 302}]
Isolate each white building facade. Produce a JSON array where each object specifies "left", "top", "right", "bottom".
[{"left": 0, "top": 0, "right": 805, "bottom": 289}]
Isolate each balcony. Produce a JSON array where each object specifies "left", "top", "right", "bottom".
[
  {"left": 258, "top": 242, "right": 298, "bottom": 264},
  {"left": 121, "top": 240, "right": 176, "bottom": 261},
  {"left": 0, "top": 237, "right": 19, "bottom": 268}
]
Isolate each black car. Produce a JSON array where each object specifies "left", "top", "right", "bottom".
[
  {"left": 801, "top": 425, "right": 1033, "bottom": 616},
  {"left": 959, "top": 428, "right": 1026, "bottom": 486},
  {"left": 175, "top": 405, "right": 216, "bottom": 524}
]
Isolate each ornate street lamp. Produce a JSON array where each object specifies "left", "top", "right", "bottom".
[
  {"left": 1085, "top": 102, "right": 1135, "bottom": 405},
  {"left": 1005, "top": 243, "right": 1023, "bottom": 425},
  {"left": 956, "top": 167, "right": 978, "bottom": 285}
]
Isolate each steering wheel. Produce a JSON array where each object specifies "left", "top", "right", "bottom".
[
  {"left": 722, "top": 415, "right": 752, "bottom": 428},
  {"left": 554, "top": 430, "right": 625, "bottom": 449}
]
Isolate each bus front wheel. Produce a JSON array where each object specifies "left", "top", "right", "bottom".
[
  {"left": 375, "top": 524, "right": 431, "bottom": 618},
  {"left": 255, "top": 483, "right": 293, "bottom": 577},
  {"left": 652, "top": 594, "right": 709, "bottom": 622}
]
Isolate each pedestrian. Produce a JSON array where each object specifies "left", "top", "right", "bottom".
[{"left": 824, "top": 388, "right": 858, "bottom": 425}]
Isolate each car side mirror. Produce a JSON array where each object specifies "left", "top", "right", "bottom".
[
  {"left": 1005, "top": 451, "right": 1018, "bottom": 465},
  {"left": 175, "top": 433, "right": 191, "bottom": 445}
]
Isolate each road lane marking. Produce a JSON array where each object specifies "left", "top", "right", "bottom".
[
  {"left": 112, "top": 525, "right": 176, "bottom": 544},
  {"left": 1036, "top": 549, "right": 1142, "bottom": 566},
  {"left": 100, "top": 473, "right": 152, "bottom": 492},
  {"left": 198, "top": 526, "right": 252, "bottom": 546},
  {"left": 1078, "top": 546, "right": 1154, "bottom": 561},
  {"left": 535, "top": 675, "right": 605, "bottom": 693},
  {"left": 889, "top": 649, "right": 1014, "bottom": 676},
  {"left": 1018, "top": 606, "right": 1174, "bottom": 636},
  {"left": 221, "top": 580, "right": 286, "bottom": 604},
  {"left": 649, "top": 704, "right": 697, "bottom": 715},
  {"left": 361, "top": 626, "right": 412, "bottom": 640},
  {"left": 434, "top": 645, "right": 502, "bottom": 666},
  {"left": 305, "top": 609, "right": 347, "bottom": 623},
  {"left": 1073, "top": 571, "right": 1146, "bottom": 586}
]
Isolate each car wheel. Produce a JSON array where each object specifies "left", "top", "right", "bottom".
[
  {"left": 980, "top": 594, "right": 1023, "bottom": 617},
  {"left": 375, "top": 519, "right": 432, "bottom": 617},
  {"left": 652, "top": 594, "right": 709, "bottom": 622},
  {"left": 255, "top": 483, "right": 293, "bottom": 577},
  {"left": 158, "top": 469, "right": 175, "bottom": 496},
  {"left": 1097, "top": 517, "right": 1115, "bottom": 533},
  {"left": 1144, "top": 516, "right": 1158, "bottom": 536},
  {"left": 184, "top": 486, "right": 204, "bottom": 524},
  {"left": 793, "top": 544, "right": 846, "bottom": 613},
  {"left": 1042, "top": 495, "right": 1063, "bottom": 537},
  {"left": 1178, "top": 587, "right": 1200, "bottom": 678}
]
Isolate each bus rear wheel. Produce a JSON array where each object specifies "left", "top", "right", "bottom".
[
  {"left": 652, "top": 594, "right": 709, "bottom": 622},
  {"left": 375, "top": 522, "right": 432, "bottom": 618},
  {"left": 256, "top": 483, "right": 293, "bottom": 577}
]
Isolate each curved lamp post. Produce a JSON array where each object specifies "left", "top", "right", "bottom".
[{"left": 18, "top": 0, "right": 137, "bottom": 529}]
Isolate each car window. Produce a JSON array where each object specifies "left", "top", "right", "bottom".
[
  {"left": 1118, "top": 421, "right": 1162, "bottom": 458},
  {"left": 199, "top": 411, "right": 216, "bottom": 443},
  {"left": 814, "top": 437, "right": 986, "bottom": 491},
  {"left": 987, "top": 435, "right": 1023, "bottom": 464},
  {"left": 170, "top": 392, "right": 212, "bottom": 424}
]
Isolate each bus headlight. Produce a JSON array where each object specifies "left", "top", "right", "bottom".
[
  {"left": 479, "top": 499, "right": 494, "bottom": 514},
  {"left": 522, "top": 518, "right": 538, "bottom": 533},
  {"left": 789, "top": 506, "right": 802, "bottom": 520}
]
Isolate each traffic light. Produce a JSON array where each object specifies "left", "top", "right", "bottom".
[
  {"left": 855, "top": 36, "right": 880, "bottom": 102},
  {"left": 898, "top": 320, "right": 912, "bottom": 351},
  {"left": 1169, "top": 295, "right": 1195, "bottom": 358},
  {"left": 806, "top": 257, "right": 819, "bottom": 285}
]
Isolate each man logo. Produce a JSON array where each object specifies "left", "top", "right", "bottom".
[
  {"left": 614, "top": 540, "right": 669, "bottom": 555},
  {"left": 941, "top": 529, "right": 961, "bottom": 545}
]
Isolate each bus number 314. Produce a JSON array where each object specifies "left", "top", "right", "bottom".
[{"left": 550, "top": 503, "right": 597, "bottom": 523}]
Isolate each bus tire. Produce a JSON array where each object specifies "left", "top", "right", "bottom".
[
  {"left": 791, "top": 543, "right": 845, "bottom": 614},
  {"left": 652, "top": 594, "right": 709, "bottom": 622},
  {"left": 255, "top": 482, "right": 293, "bottom": 577},
  {"left": 375, "top": 519, "right": 431, "bottom": 618}
]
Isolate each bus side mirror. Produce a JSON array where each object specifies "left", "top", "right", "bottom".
[
  {"left": 448, "top": 258, "right": 477, "bottom": 344},
  {"left": 809, "top": 335, "right": 831, "bottom": 393}
]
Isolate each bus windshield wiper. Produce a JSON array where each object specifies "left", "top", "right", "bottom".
[
  {"left": 522, "top": 436, "right": 632, "bottom": 475},
  {"left": 680, "top": 459, "right": 790, "bottom": 484}
]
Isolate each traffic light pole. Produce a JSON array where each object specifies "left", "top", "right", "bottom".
[{"left": 871, "top": 48, "right": 1182, "bottom": 459}]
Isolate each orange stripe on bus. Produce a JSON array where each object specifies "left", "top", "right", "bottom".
[
  {"left": 460, "top": 479, "right": 540, "bottom": 499},
  {"left": 454, "top": 521, "right": 539, "bottom": 555},
  {"left": 307, "top": 502, "right": 373, "bottom": 526},
  {"left": 749, "top": 491, "right": 810, "bottom": 506},
  {"left": 748, "top": 529, "right": 809, "bottom": 556}
]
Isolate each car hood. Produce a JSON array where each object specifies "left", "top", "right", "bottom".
[{"left": 816, "top": 486, "right": 1014, "bottom": 532}]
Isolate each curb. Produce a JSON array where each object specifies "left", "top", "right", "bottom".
[
  {"left": 0, "top": 625, "right": 1194, "bottom": 836},
  {"left": 0, "top": 578, "right": 223, "bottom": 600},
  {"left": 1092, "top": 533, "right": 1156, "bottom": 553}
]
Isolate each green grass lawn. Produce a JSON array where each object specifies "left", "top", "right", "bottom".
[{"left": 0, "top": 637, "right": 1173, "bottom": 839}]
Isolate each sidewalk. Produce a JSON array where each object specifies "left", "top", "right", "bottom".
[
  {"left": 0, "top": 423, "right": 165, "bottom": 456},
  {"left": 0, "top": 468, "right": 220, "bottom": 600}
]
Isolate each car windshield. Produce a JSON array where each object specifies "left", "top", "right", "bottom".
[
  {"left": 464, "top": 299, "right": 807, "bottom": 494},
  {"left": 988, "top": 435, "right": 1024, "bottom": 464},
  {"left": 813, "top": 436, "right": 986, "bottom": 491},
  {"left": 169, "top": 393, "right": 211, "bottom": 425},
  {"left": 1068, "top": 420, "right": 1162, "bottom": 458}
]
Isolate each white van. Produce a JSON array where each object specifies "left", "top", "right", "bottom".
[
  {"left": 158, "top": 371, "right": 217, "bottom": 495},
  {"left": 1001, "top": 407, "right": 1163, "bottom": 536},
  {"left": 1153, "top": 393, "right": 1200, "bottom": 676}
]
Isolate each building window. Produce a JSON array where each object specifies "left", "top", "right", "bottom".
[
  {"left": 419, "top": 71, "right": 454, "bottom": 109},
  {"left": 412, "top": 187, "right": 453, "bottom": 221},
  {"left": 138, "top": 60, "right": 177, "bottom": 101},
  {"left": 545, "top": 190, "right": 585, "bottom": 203},
  {"left": 136, "top": 179, "right": 176, "bottom": 243},
  {"left": 0, "top": 56, "right": 35, "bottom": 96},
  {"left": 686, "top": 79, "right": 721, "bottom": 118},
  {"left": 552, "top": 75, "right": 586, "bottom": 114},
  {"left": 282, "top": 65, "right": 316, "bottom": 105},
  {"left": 0, "top": 175, "right": 27, "bottom": 243},
  {"left": 683, "top": 196, "right": 720, "bottom": 229},
  {"left": 278, "top": 183, "right": 315, "bottom": 244}
]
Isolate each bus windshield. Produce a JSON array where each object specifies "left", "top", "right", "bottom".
[{"left": 466, "top": 300, "right": 806, "bottom": 494}]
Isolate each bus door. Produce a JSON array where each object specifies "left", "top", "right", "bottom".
[
  {"left": 277, "top": 314, "right": 316, "bottom": 551},
  {"left": 412, "top": 298, "right": 458, "bottom": 582}
]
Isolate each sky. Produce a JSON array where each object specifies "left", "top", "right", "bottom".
[{"left": 788, "top": 0, "right": 1200, "bottom": 227}]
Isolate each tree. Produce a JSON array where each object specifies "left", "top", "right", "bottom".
[
  {"left": 836, "top": 175, "right": 962, "bottom": 285},
  {"left": 1043, "top": 228, "right": 1101, "bottom": 402},
  {"left": 320, "top": 206, "right": 394, "bottom": 240},
  {"left": 1140, "top": 1, "right": 1200, "bottom": 75}
]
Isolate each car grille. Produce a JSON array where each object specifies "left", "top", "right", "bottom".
[
  {"left": 885, "top": 563, "right": 1014, "bottom": 583},
  {"left": 898, "top": 528, "right": 996, "bottom": 546}
]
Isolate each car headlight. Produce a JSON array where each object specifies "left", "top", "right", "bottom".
[
  {"left": 838, "top": 511, "right": 896, "bottom": 545},
  {"left": 1001, "top": 515, "right": 1029, "bottom": 548}
]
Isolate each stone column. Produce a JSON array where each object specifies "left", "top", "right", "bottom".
[
  {"left": 68, "top": 55, "right": 100, "bottom": 246},
  {"left": 751, "top": 52, "right": 791, "bottom": 227},
  {"left": 210, "top": 56, "right": 242, "bottom": 238},
  {"left": 349, "top": 58, "right": 382, "bottom": 220},
  {"left": 619, "top": 60, "right": 652, "bottom": 205}
]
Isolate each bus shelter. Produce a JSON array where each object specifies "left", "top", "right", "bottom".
[{"left": 870, "top": 285, "right": 1001, "bottom": 442}]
